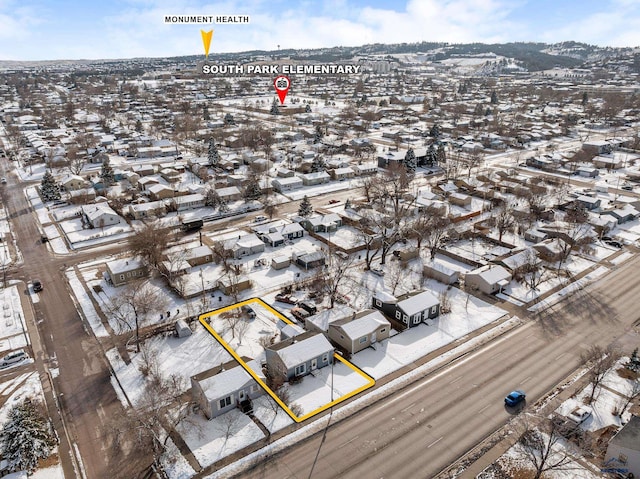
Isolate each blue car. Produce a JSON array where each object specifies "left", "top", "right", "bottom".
[{"left": 504, "top": 390, "right": 526, "bottom": 407}]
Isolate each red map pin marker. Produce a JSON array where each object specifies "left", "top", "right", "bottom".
[{"left": 273, "top": 75, "right": 290, "bottom": 104}]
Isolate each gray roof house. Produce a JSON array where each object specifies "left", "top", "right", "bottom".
[
  {"left": 604, "top": 415, "right": 640, "bottom": 479},
  {"left": 82, "top": 203, "right": 122, "bottom": 228},
  {"left": 372, "top": 290, "right": 440, "bottom": 328},
  {"left": 265, "top": 331, "right": 334, "bottom": 383},
  {"left": 328, "top": 310, "right": 391, "bottom": 354},
  {"left": 465, "top": 265, "right": 512, "bottom": 295},
  {"left": 190, "top": 357, "right": 265, "bottom": 419}
]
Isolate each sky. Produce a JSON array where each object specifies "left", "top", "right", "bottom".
[{"left": 1, "top": 0, "right": 640, "bottom": 61}]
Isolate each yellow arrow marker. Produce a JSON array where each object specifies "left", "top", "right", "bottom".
[{"left": 201, "top": 29, "right": 213, "bottom": 58}]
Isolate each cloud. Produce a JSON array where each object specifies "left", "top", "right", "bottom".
[{"left": 1, "top": 0, "right": 639, "bottom": 60}]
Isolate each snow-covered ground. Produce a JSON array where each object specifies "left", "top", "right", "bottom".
[
  {"left": 66, "top": 269, "right": 109, "bottom": 338},
  {"left": 176, "top": 409, "right": 265, "bottom": 469},
  {"left": 160, "top": 438, "right": 196, "bottom": 479},
  {"left": 0, "top": 285, "right": 30, "bottom": 354},
  {"left": 353, "top": 285, "right": 507, "bottom": 378}
]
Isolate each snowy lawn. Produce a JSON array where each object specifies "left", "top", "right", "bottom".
[
  {"left": 285, "top": 359, "right": 372, "bottom": 417},
  {"left": 251, "top": 395, "right": 295, "bottom": 434},
  {"left": 176, "top": 409, "right": 265, "bottom": 469},
  {"left": 66, "top": 269, "right": 109, "bottom": 338},
  {"left": 0, "top": 286, "right": 30, "bottom": 354},
  {"left": 161, "top": 438, "right": 197, "bottom": 479},
  {"left": 353, "top": 285, "right": 507, "bottom": 379}
]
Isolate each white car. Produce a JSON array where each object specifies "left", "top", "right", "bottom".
[
  {"left": 0, "top": 349, "right": 28, "bottom": 368},
  {"left": 567, "top": 406, "right": 592, "bottom": 425}
]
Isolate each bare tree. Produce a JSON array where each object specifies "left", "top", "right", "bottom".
[
  {"left": 105, "top": 279, "right": 168, "bottom": 352},
  {"left": 580, "top": 344, "right": 619, "bottom": 404},
  {"left": 516, "top": 416, "right": 580, "bottom": 479},
  {"left": 520, "top": 249, "right": 546, "bottom": 293},
  {"left": 616, "top": 379, "right": 640, "bottom": 417},
  {"left": 128, "top": 220, "right": 171, "bottom": 269},
  {"left": 310, "top": 250, "right": 355, "bottom": 308},
  {"left": 111, "top": 366, "right": 195, "bottom": 473},
  {"left": 495, "top": 202, "right": 515, "bottom": 242},
  {"left": 421, "top": 207, "right": 452, "bottom": 260}
]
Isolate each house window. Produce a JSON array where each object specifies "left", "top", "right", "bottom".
[
  {"left": 250, "top": 385, "right": 259, "bottom": 394},
  {"left": 403, "top": 314, "right": 408, "bottom": 322},
  {"left": 395, "top": 311, "right": 401, "bottom": 320},
  {"left": 375, "top": 299, "right": 382, "bottom": 308},
  {"left": 380, "top": 328, "right": 386, "bottom": 333},
  {"left": 413, "top": 316, "right": 421, "bottom": 325},
  {"left": 295, "top": 363, "right": 306, "bottom": 376},
  {"left": 359, "top": 336, "right": 368, "bottom": 344},
  {"left": 322, "top": 353, "right": 329, "bottom": 363},
  {"left": 430, "top": 306, "right": 438, "bottom": 315},
  {"left": 218, "top": 396, "right": 232, "bottom": 410},
  {"left": 340, "top": 335, "right": 344, "bottom": 339},
  {"left": 119, "top": 274, "right": 125, "bottom": 281}
]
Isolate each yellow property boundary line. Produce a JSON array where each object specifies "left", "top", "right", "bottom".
[{"left": 198, "top": 297, "right": 375, "bottom": 423}]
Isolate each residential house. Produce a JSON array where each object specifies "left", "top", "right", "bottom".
[
  {"left": 185, "top": 245, "right": 213, "bottom": 267},
  {"left": 328, "top": 167, "right": 355, "bottom": 181},
  {"left": 328, "top": 310, "right": 391, "bottom": 354},
  {"left": 575, "top": 195, "right": 601, "bottom": 211},
  {"left": 603, "top": 205, "right": 640, "bottom": 224},
  {"left": 217, "top": 186, "right": 242, "bottom": 202},
  {"left": 82, "top": 203, "right": 122, "bottom": 228},
  {"left": 148, "top": 184, "right": 174, "bottom": 201},
  {"left": 105, "top": 257, "right": 148, "bottom": 287},
  {"left": 294, "top": 250, "right": 326, "bottom": 270},
  {"left": 138, "top": 176, "right": 160, "bottom": 191},
  {"left": 59, "top": 174, "right": 86, "bottom": 191},
  {"left": 172, "top": 193, "right": 205, "bottom": 211},
  {"left": 265, "top": 331, "right": 334, "bottom": 382},
  {"left": 190, "top": 357, "right": 265, "bottom": 419},
  {"left": 372, "top": 289, "right": 440, "bottom": 328},
  {"left": 465, "top": 265, "right": 512, "bottom": 294},
  {"left": 604, "top": 415, "right": 640, "bottom": 479},
  {"left": 272, "top": 177, "right": 303, "bottom": 193},
  {"left": 299, "top": 213, "right": 342, "bottom": 232},
  {"left": 353, "top": 163, "right": 378, "bottom": 175},
  {"left": 423, "top": 261, "right": 460, "bottom": 285},
  {"left": 128, "top": 201, "right": 167, "bottom": 220},
  {"left": 300, "top": 171, "right": 331, "bottom": 186}
]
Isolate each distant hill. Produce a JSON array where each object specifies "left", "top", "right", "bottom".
[{"left": 0, "top": 41, "right": 632, "bottom": 72}]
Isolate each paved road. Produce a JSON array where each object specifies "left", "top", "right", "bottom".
[
  {"left": 0, "top": 165, "right": 146, "bottom": 478},
  {"left": 236, "top": 255, "right": 640, "bottom": 479}
]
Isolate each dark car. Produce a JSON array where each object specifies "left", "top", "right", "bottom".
[
  {"left": 32, "top": 280, "right": 43, "bottom": 293},
  {"left": 504, "top": 390, "right": 526, "bottom": 407}
]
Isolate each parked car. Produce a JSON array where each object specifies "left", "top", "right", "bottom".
[
  {"left": 0, "top": 349, "right": 28, "bottom": 368},
  {"left": 328, "top": 199, "right": 340, "bottom": 204},
  {"left": 32, "top": 280, "right": 43, "bottom": 293},
  {"left": 241, "top": 305, "right": 256, "bottom": 319},
  {"left": 605, "top": 240, "right": 623, "bottom": 248},
  {"left": 253, "top": 215, "right": 268, "bottom": 223},
  {"left": 370, "top": 267, "right": 385, "bottom": 277},
  {"left": 567, "top": 406, "right": 592, "bottom": 425},
  {"left": 504, "top": 390, "right": 526, "bottom": 407},
  {"left": 275, "top": 293, "right": 297, "bottom": 305}
]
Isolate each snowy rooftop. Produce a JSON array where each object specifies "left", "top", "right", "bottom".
[
  {"left": 270, "top": 332, "right": 334, "bottom": 369},
  {"left": 398, "top": 290, "right": 439, "bottom": 316},
  {"left": 333, "top": 310, "right": 390, "bottom": 338}
]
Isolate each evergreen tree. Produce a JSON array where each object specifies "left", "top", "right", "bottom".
[
  {"left": 40, "top": 170, "right": 61, "bottom": 201},
  {"left": 243, "top": 175, "right": 262, "bottom": 200},
  {"left": 429, "top": 123, "right": 440, "bottom": 138},
  {"left": 305, "top": 104, "right": 312, "bottom": 113},
  {"left": 218, "top": 197, "right": 229, "bottom": 213},
  {"left": 298, "top": 195, "right": 313, "bottom": 218},
  {"left": 473, "top": 103, "right": 484, "bottom": 116},
  {"left": 204, "top": 188, "right": 220, "bottom": 208},
  {"left": 100, "top": 157, "right": 115, "bottom": 187},
  {"left": 581, "top": 92, "right": 588, "bottom": 106},
  {"left": 344, "top": 198, "right": 351, "bottom": 209},
  {"left": 426, "top": 144, "right": 437, "bottom": 167},
  {"left": 310, "top": 155, "right": 326, "bottom": 172},
  {"left": 313, "top": 125, "right": 324, "bottom": 144},
  {"left": 404, "top": 147, "right": 417, "bottom": 171},
  {"left": 629, "top": 348, "right": 640, "bottom": 372},
  {"left": 224, "top": 113, "right": 235, "bottom": 125},
  {"left": 485, "top": 107, "right": 492, "bottom": 116},
  {"left": 0, "top": 399, "right": 55, "bottom": 473},
  {"left": 203, "top": 105, "right": 210, "bottom": 121},
  {"left": 207, "top": 138, "right": 220, "bottom": 168},
  {"left": 270, "top": 99, "right": 280, "bottom": 116},
  {"left": 437, "top": 143, "right": 446, "bottom": 164},
  {"left": 135, "top": 119, "right": 143, "bottom": 133},
  {"left": 490, "top": 90, "right": 499, "bottom": 104}
]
